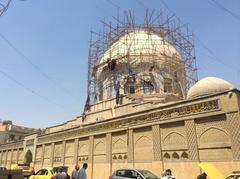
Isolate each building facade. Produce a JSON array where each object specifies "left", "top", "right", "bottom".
[
  {"left": 1, "top": 79, "right": 240, "bottom": 178},
  {"left": 0, "top": 120, "right": 37, "bottom": 144},
  {"left": 0, "top": 15, "right": 240, "bottom": 178}
]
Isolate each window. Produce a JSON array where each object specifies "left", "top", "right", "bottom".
[
  {"left": 164, "top": 78, "right": 172, "bottom": 93},
  {"left": 36, "top": 169, "right": 48, "bottom": 175},
  {"left": 143, "top": 81, "right": 154, "bottom": 94},
  {"left": 124, "top": 82, "right": 135, "bottom": 94},
  {"left": 226, "top": 176, "right": 240, "bottom": 179},
  {"left": 116, "top": 170, "right": 125, "bottom": 177},
  {"left": 99, "top": 91, "right": 103, "bottom": 101},
  {"left": 129, "top": 84, "right": 135, "bottom": 94},
  {"left": 116, "top": 170, "right": 142, "bottom": 179},
  {"left": 36, "top": 169, "right": 45, "bottom": 175},
  {"left": 139, "top": 170, "right": 159, "bottom": 179},
  {"left": 9, "top": 134, "right": 15, "bottom": 141},
  {"left": 131, "top": 170, "right": 142, "bottom": 179},
  {"left": 107, "top": 84, "right": 116, "bottom": 99}
]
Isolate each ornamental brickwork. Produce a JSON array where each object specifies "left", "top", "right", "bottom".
[{"left": 0, "top": 91, "right": 240, "bottom": 179}]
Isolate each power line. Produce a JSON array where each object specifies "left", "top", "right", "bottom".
[
  {"left": 196, "top": 46, "right": 239, "bottom": 72},
  {"left": 0, "top": 69, "right": 65, "bottom": 109},
  {"left": 208, "top": 0, "right": 240, "bottom": 22},
  {"left": 0, "top": 0, "right": 29, "bottom": 17},
  {"left": 195, "top": 36, "right": 240, "bottom": 71},
  {"left": 135, "top": 0, "right": 147, "bottom": 9},
  {"left": 159, "top": 0, "right": 176, "bottom": 16},
  {"left": 0, "top": 33, "right": 80, "bottom": 102},
  {"left": 0, "top": 0, "right": 11, "bottom": 17},
  {"left": 158, "top": 0, "right": 240, "bottom": 72},
  {"left": 104, "top": 0, "right": 142, "bottom": 23},
  {"left": 105, "top": 0, "right": 123, "bottom": 10},
  {"left": 135, "top": 0, "right": 240, "bottom": 83},
  {"left": 196, "top": 48, "right": 240, "bottom": 88}
]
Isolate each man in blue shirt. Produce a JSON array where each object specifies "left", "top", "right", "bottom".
[{"left": 71, "top": 165, "right": 80, "bottom": 179}]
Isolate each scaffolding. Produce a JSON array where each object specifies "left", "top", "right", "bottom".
[
  {"left": 0, "top": 0, "right": 11, "bottom": 16},
  {"left": 85, "top": 9, "right": 197, "bottom": 109}
]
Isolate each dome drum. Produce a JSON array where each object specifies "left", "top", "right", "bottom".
[{"left": 94, "top": 30, "right": 186, "bottom": 103}]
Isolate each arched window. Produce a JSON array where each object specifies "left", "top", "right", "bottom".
[
  {"left": 143, "top": 80, "right": 154, "bottom": 94},
  {"left": 98, "top": 81, "right": 103, "bottom": 101},
  {"left": 172, "top": 152, "right": 179, "bottom": 159},
  {"left": 164, "top": 78, "right": 172, "bottom": 93},
  {"left": 181, "top": 152, "right": 188, "bottom": 159},
  {"left": 124, "top": 82, "right": 135, "bottom": 94},
  {"left": 107, "top": 83, "right": 116, "bottom": 98},
  {"left": 24, "top": 150, "right": 33, "bottom": 164},
  {"left": 163, "top": 152, "right": 170, "bottom": 159}
]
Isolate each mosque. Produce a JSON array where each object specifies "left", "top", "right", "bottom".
[{"left": 0, "top": 11, "right": 240, "bottom": 179}]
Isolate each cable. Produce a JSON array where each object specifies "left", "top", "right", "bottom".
[
  {"left": 159, "top": 0, "right": 240, "bottom": 72},
  {"left": 159, "top": 0, "right": 176, "bottom": 16},
  {"left": 0, "top": 0, "right": 11, "bottom": 16},
  {"left": 195, "top": 36, "right": 240, "bottom": 71},
  {"left": 0, "top": 0, "right": 28, "bottom": 17},
  {"left": 208, "top": 0, "right": 240, "bottom": 22},
  {"left": 0, "top": 69, "right": 65, "bottom": 109},
  {"left": 136, "top": 0, "right": 239, "bottom": 87},
  {"left": 135, "top": 0, "right": 147, "bottom": 9},
  {"left": 0, "top": 33, "right": 80, "bottom": 102},
  {"left": 105, "top": 0, "right": 123, "bottom": 10}
]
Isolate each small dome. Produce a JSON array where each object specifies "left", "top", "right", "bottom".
[{"left": 187, "top": 77, "right": 234, "bottom": 99}]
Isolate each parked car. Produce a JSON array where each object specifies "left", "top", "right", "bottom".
[
  {"left": 11, "top": 163, "right": 35, "bottom": 178},
  {"left": 29, "top": 166, "right": 70, "bottom": 179},
  {"left": 0, "top": 167, "right": 24, "bottom": 179},
  {"left": 0, "top": 166, "right": 7, "bottom": 171},
  {"left": 110, "top": 168, "right": 159, "bottom": 179},
  {"left": 225, "top": 171, "right": 240, "bottom": 179},
  {"left": 29, "top": 168, "right": 54, "bottom": 179},
  {"left": 199, "top": 162, "right": 240, "bottom": 179}
]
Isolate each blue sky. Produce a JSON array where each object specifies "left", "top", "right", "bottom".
[{"left": 0, "top": 0, "right": 239, "bottom": 128}]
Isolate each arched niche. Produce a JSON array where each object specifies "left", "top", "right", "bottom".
[{"left": 24, "top": 150, "right": 33, "bottom": 164}]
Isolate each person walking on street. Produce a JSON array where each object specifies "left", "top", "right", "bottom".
[
  {"left": 161, "top": 171, "right": 168, "bottom": 179},
  {"left": 78, "top": 163, "right": 88, "bottom": 179},
  {"left": 55, "top": 168, "right": 67, "bottom": 179},
  {"left": 197, "top": 172, "right": 207, "bottom": 179},
  {"left": 165, "top": 169, "right": 176, "bottom": 179},
  {"left": 71, "top": 165, "right": 80, "bottom": 179}
]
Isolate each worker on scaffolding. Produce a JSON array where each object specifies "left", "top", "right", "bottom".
[{"left": 115, "top": 81, "right": 121, "bottom": 105}]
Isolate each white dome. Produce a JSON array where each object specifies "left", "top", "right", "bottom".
[
  {"left": 187, "top": 77, "right": 235, "bottom": 99},
  {"left": 99, "top": 30, "right": 180, "bottom": 64}
]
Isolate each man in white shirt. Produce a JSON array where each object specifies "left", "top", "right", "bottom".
[
  {"left": 78, "top": 163, "right": 88, "bottom": 179},
  {"left": 71, "top": 165, "right": 80, "bottom": 179},
  {"left": 161, "top": 171, "right": 168, "bottom": 179},
  {"left": 165, "top": 169, "right": 176, "bottom": 179}
]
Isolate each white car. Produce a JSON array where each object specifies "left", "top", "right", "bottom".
[{"left": 110, "top": 168, "right": 159, "bottom": 179}]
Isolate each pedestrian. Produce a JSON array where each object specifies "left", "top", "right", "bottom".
[
  {"left": 71, "top": 165, "right": 80, "bottom": 179},
  {"left": 55, "top": 167, "right": 67, "bottom": 179},
  {"left": 197, "top": 172, "right": 207, "bottom": 179},
  {"left": 165, "top": 169, "right": 176, "bottom": 179},
  {"left": 78, "top": 163, "right": 88, "bottom": 179},
  {"left": 51, "top": 170, "right": 57, "bottom": 179},
  {"left": 161, "top": 171, "right": 168, "bottom": 179}
]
